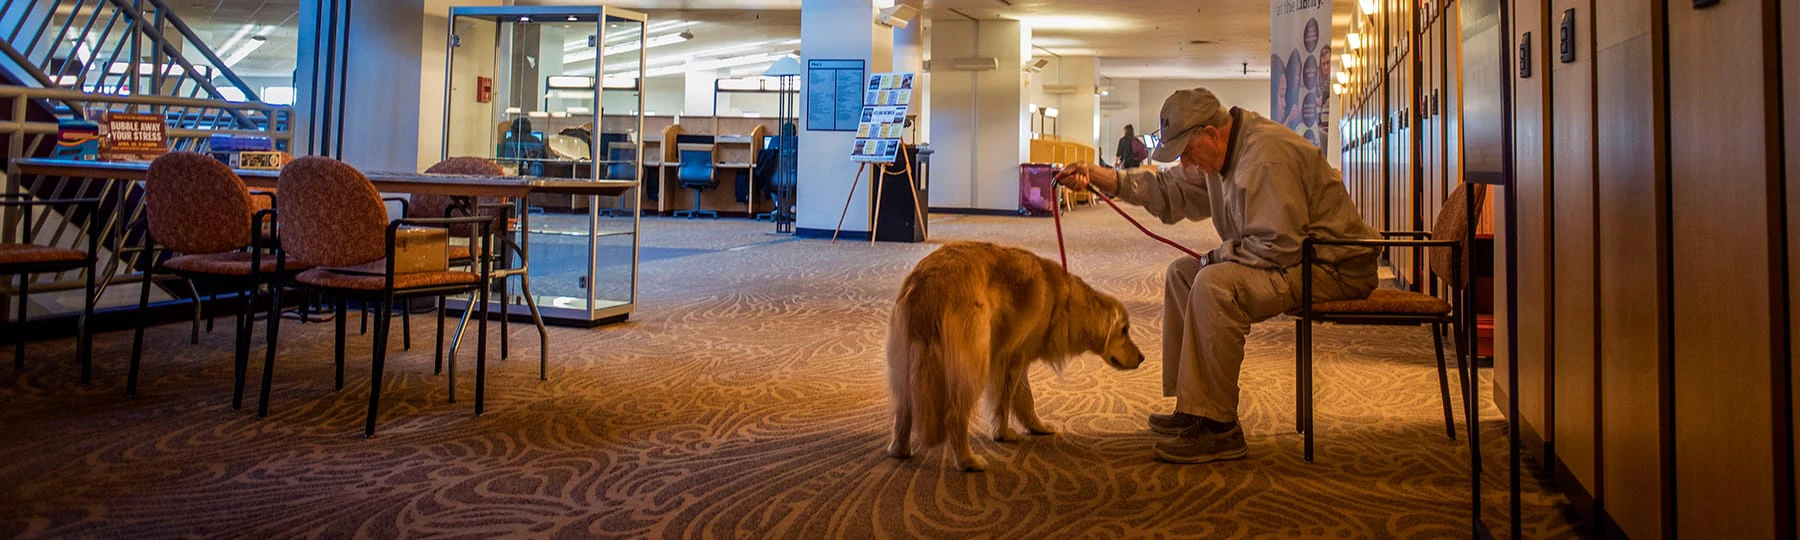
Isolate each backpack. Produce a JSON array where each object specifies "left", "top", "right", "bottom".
[{"left": 1130, "top": 138, "right": 1149, "bottom": 161}]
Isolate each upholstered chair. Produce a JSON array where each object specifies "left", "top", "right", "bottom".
[
  {"left": 268, "top": 156, "right": 494, "bottom": 436},
  {"left": 130, "top": 152, "right": 301, "bottom": 402},
  {"left": 1292, "top": 181, "right": 1488, "bottom": 463},
  {"left": 2, "top": 194, "right": 99, "bottom": 383}
]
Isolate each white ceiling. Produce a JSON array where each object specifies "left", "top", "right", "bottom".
[{"left": 172, "top": 0, "right": 1358, "bottom": 82}]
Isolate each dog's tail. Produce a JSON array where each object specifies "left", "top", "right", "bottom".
[{"left": 897, "top": 298, "right": 988, "bottom": 449}]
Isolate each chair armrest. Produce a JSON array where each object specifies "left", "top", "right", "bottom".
[
  {"left": 248, "top": 190, "right": 277, "bottom": 209},
  {"left": 1304, "top": 237, "right": 1458, "bottom": 248},
  {"left": 381, "top": 217, "right": 496, "bottom": 283},
  {"left": 382, "top": 196, "right": 409, "bottom": 218},
  {"left": 1378, "top": 231, "right": 1432, "bottom": 238}
]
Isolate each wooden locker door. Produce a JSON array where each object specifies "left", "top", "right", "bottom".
[
  {"left": 1786, "top": 0, "right": 1800, "bottom": 527},
  {"left": 1548, "top": 0, "right": 1599, "bottom": 512},
  {"left": 1670, "top": 0, "right": 1787, "bottom": 536},
  {"left": 1594, "top": 0, "right": 1669, "bottom": 537},
  {"left": 1508, "top": 0, "right": 1555, "bottom": 465}
]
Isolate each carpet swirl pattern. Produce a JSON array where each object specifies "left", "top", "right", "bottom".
[{"left": 1, "top": 207, "right": 1581, "bottom": 538}]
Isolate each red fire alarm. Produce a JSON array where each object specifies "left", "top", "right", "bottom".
[{"left": 476, "top": 76, "right": 493, "bottom": 103}]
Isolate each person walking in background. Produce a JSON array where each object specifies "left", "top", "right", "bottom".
[{"left": 1115, "top": 124, "right": 1147, "bottom": 169}]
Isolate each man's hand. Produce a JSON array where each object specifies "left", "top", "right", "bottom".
[{"left": 1054, "top": 161, "right": 1119, "bottom": 195}]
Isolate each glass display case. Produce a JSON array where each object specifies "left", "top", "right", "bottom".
[{"left": 442, "top": 6, "right": 645, "bottom": 326}]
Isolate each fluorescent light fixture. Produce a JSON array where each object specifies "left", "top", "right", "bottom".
[
  {"left": 217, "top": 87, "right": 247, "bottom": 102},
  {"left": 642, "top": 51, "right": 797, "bottom": 78},
  {"left": 547, "top": 75, "right": 594, "bottom": 89},
  {"left": 527, "top": 111, "right": 550, "bottom": 118},
  {"left": 949, "top": 57, "right": 999, "bottom": 71},
  {"left": 504, "top": 107, "right": 523, "bottom": 114},
  {"left": 601, "top": 76, "right": 637, "bottom": 89},
  {"left": 567, "top": 106, "right": 591, "bottom": 114},
  {"left": 215, "top": 24, "right": 256, "bottom": 60},
  {"left": 875, "top": 4, "right": 920, "bottom": 28}
]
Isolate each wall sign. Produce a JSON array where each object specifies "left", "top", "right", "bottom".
[
  {"left": 805, "top": 59, "right": 865, "bottom": 132},
  {"left": 100, "top": 112, "right": 168, "bottom": 161},
  {"left": 1270, "top": 0, "right": 1332, "bottom": 150}
]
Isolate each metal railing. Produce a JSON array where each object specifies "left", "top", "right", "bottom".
[
  {"left": 2, "top": 85, "right": 292, "bottom": 305},
  {"left": 0, "top": 0, "right": 265, "bottom": 128}
]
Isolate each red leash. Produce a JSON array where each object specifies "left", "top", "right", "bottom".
[{"left": 1050, "top": 169, "right": 1207, "bottom": 270}]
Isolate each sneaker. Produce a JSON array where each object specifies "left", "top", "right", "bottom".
[
  {"left": 1148, "top": 411, "right": 1205, "bottom": 435},
  {"left": 1154, "top": 424, "right": 1249, "bottom": 464}
]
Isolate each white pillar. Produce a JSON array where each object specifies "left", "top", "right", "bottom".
[
  {"left": 926, "top": 19, "right": 1027, "bottom": 211},
  {"left": 684, "top": 61, "right": 719, "bottom": 117},
  {"left": 796, "top": 0, "right": 893, "bottom": 236},
  {"left": 892, "top": 0, "right": 925, "bottom": 142}
]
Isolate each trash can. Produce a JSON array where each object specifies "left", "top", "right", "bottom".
[{"left": 1019, "top": 163, "right": 1059, "bottom": 216}]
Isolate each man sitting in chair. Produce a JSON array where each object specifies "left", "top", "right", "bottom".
[{"left": 1055, "top": 88, "right": 1380, "bottom": 464}]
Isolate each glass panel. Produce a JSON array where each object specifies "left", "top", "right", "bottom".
[
  {"left": 444, "top": 8, "right": 641, "bottom": 322},
  {"left": 593, "top": 13, "right": 644, "bottom": 312}
]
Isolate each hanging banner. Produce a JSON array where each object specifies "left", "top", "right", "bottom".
[{"left": 1271, "top": 0, "right": 1331, "bottom": 149}]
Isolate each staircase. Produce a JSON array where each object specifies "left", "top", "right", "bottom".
[
  {"left": 0, "top": 0, "right": 293, "bottom": 324},
  {"left": 0, "top": 0, "right": 270, "bottom": 129}
]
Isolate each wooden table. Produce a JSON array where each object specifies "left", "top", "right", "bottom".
[{"left": 14, "top": 158, "right": 637, "bottom": 197}]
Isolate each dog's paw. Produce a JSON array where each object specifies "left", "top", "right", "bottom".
[
  {"left": 887, "top": 442, "right": 913, "bottom": 459},
  {"left": 1025, "top": 422, "right": 1058, "bottom": 436},
  {"left": 957, "top": 456, "right": 988, "bottom": 472},
  {"left": 992, "top": 428, "right": 1022, "bottom": 443}
]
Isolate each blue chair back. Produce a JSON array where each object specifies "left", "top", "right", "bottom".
[
  {"left": 676, "top": 145, "right": 717, "bottom": 189},
  {"left": 606, "top": 143, "right": 638, "bottom": 180}
]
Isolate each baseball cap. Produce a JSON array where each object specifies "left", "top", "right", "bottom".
[{"left": 1151, "top": 88, "right": 1228, "bottom": 163}]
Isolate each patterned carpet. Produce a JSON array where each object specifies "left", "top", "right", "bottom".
[{"left": 1, "top": 205, "right": 1582, "bottom": 538}]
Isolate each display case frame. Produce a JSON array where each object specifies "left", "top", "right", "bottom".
[{"left": 441, "top": 5, "right": 647, "bottom": 326}]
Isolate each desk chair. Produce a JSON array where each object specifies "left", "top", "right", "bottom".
[
  {"left": 130, "top": 152, "right": 305, "bottom": 402},
  {"left": 1293, "top": 181, "right": 1485, "bottom": 463},
  {"left": 599, "top": 142, "right": 638, "bottom": 218},
  {"left": 3, "top": 194, "right": 99, "bottom": 384},
  {"left": 264, "top": 157, "right": 495, "bottom": 436},
  {"left": 671, "top": 143, "right": 719, "bottom": 219}
]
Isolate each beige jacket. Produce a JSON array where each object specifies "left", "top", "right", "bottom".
[{"left": 1116, "top": 108, "right": 1379, "bottom": 276}]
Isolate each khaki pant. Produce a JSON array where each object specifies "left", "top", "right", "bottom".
[{"left": 1162, "top": 255, "right": 1378, "bottom": 421}]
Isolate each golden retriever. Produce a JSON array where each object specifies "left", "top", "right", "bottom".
[{"left": 886, "top": 241, "right": 1145, "bottom": 471}]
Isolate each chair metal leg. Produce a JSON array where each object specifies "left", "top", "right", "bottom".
[
  {"left": 1294, "top": 318, "right": 1304, "bottom": 434},
  {"left": 365, "top": 294, "right": 393, "bottom": 438},
  {"left": 257, "top": 278, "right": 284, "bottom": 418},
  {"left": 1453, "top": 320, "right": 1473, "bottom": 422},
  {"left": 14, "top": 274, "right": 27, "bottom": 371},
  {"left": 128, "top": 268, "right": 153, "bottom": 396},
  {"left": 1302, "top": 315, "right": 1315, "bottom": 463},
  {"left": 1432, "top": 322, "right": 1455, "bottom": 440},
  {"left": 79, "top": 252, "right": 95, "bottom": 385},
  {"left": 434, "top": 296, "right": 446, "bottom": 375},
  {"left": 519, "top": 274, "right": 549, "bottom": 380},
  {"left": 190, "top": 282, "right": 205, "bottom": 344},
  {"left": 500, "top": 282, "right": 510, "bottom": 361},
  {"left": 231, "top": 283, "right": 255, "bottom": 411},
  {"left": 334, "top": 299, "right": 347, "bottom": 391},
  {"left": 360, "top": 304, "right": 368, "bottom": 335},
  {"left": 475, "top": 283, "right": 489, "bottom": 416},
  {"left": 402, "top": 302, "right": 412, "bottom": 351}
]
